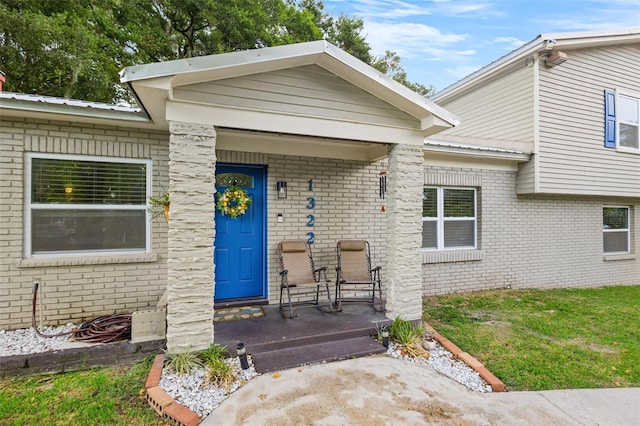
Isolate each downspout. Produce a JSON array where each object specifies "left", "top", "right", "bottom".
[{"left": 532, "top": 54, "right": 540, "bottom": 193}]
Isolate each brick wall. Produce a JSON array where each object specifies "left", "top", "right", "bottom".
[
  {"left": 217, "top": 150, "right": 388, "bottom": 305},
  {"left": 422, "top": 165, "right": 640, "bottom": 296},
  {"left": 0, "top": 118, "right": 169, "bottom": 330},
  {"left": 3, "top": 117, "right": 635, "bottom": 331}
]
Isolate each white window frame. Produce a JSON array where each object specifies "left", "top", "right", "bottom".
[
  {"left": 616, "top": 89, "right": 640, "bottom": 153},
  {"left": 603, "top": 206, "right": 630, "bottom": 255},
  {"left": 25, "top": 153, "right": 152, "bottom": 258},
  {"left": 422, "top": 187, "right": 477, "bottom": 251}
]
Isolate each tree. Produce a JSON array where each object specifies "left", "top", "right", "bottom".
[
  {"left": 0, "top": 0, "right": 430, "bottom": 103},
  {"left": 0, "top": 0, "right": 134, "bottom": 102},
  {"left": 372, "top": 50, "right": 435, "bottom": 97}
]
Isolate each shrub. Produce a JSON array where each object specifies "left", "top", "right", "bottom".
[
  {"left": 164, "top": 347, "right": 202, "bottom": 376},
  {"left": 389, "top": 316, "right": 424, "bottom": 345},
  {"left": 199, "top": 343, "right": 229, "bottom": 364}
]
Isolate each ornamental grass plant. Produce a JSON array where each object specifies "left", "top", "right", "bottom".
[{"left": 388, "top": 316, "right": 431, "bottom": 358}]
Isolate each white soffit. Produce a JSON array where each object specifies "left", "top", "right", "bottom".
[
  {"left": 217, "top": 128, "right": 388, "bottom": 162},
  {"left": 120, "top": 40, "right": 459, "bottom": 135}
]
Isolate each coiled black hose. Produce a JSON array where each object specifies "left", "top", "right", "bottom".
[{"left": 32, "top": 282, "right": 131, "bottom": 343}]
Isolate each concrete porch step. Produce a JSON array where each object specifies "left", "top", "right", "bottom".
[
  {"left": 251, "top": 336, "right": 387, "bottom": 373},
  {"left": 247, "top": 324, "right": 381, "bottom": 354}
]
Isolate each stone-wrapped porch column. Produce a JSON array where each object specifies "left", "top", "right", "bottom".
[
  {"left": 385, "top": 144, "right": 423, "bottom": 321},
  {"left": 166, "top": 121, "right": 216, "bottom": 352}
]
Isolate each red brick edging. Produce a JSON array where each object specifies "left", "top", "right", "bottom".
[
  {"left": 424, "top": 322, "right": 506, "bottom": 392},
  {"left": 145, "top": 354, "right": 201, "bottom": 426}
]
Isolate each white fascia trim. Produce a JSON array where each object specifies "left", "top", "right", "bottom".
[
  {"left": 424, "top": 141, "right": 531, "bottom": 162},
  {"left": 121, "top": 40, "right": 459, "bottom": 132},
  {"left": 433, "top": 36, "right": 544, "bottom": 102},
  {"left": 0, "top": 95, "right": 150, "bottom": 124},
  {"left": 120, "top": 41, "right": 329, "bottom": 83},
  {"left": 317, "top": 44, "right": 460, "bottom": 128},
  {"left": 433, "top": 28, "right": 640, "bottom": 102},
  {"left": 166, "top": 100, "right": 424, "bottom": 145}
]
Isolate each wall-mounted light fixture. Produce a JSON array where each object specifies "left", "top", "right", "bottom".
[
  {"left": 545, "top": 51, "right": 568, "bottom": 68},
  {"left": 276, "top": 181, "right": 287, "bottom": 199}
]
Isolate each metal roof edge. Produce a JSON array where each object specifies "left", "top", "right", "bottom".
[
  {"left": 0, "top": 92, "right": 150, "bottom": 124},
  {"left": 433, "top": 27, "right": 640, "bottom": 102},
  {"left": 424, "top": 139, "right": 532, "bottom": 161},
  {"left": 320, "top": 43, "right": 460, "bottom": 128},
  {"left": 120, "top": 40, "right": 328, "bottom": 83},
  {"left": 120, "top": 41, "right": 459, "bottom": 130}
]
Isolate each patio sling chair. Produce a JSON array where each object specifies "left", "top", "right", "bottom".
[
  {"left": 335, "top": 239, "right": 385, "bottom": 312},
  {"left": 278, "top": 240, "right": 334, "bottom": 319}
]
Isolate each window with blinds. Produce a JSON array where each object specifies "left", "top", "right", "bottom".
[
  {"left": 26, "top": 154, "right": 151, "bottom": 256},
  {"left": 603, "top": 206, "right": 630, "bottom": 254},
  {"left": 423, "top": 187, "right": 477, "bottom": 250}
]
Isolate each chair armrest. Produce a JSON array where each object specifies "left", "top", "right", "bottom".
[
  {"left": 314, "top": 266, "right": 328, "bottom": 283},
  {"left": 371, "top": 266, "right": 381, "bottom": 281}
]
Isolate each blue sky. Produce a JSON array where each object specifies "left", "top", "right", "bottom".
[{"left": 323, "top": 0, "right": 640, "bottom": 93}]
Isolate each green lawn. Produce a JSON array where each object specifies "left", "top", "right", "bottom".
[
  {"left": 2, "top": 286, "right": 639, "bottom": 424},
  {"left": 0, "top": 357, "right": 167, "bottom": 426},
  {"left": 423, "top": 285, "right": 640, "bottom": 391}
]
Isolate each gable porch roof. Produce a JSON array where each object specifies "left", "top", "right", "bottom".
[{"left": 120, "top": 40, "right": 459, "bottom": 139}]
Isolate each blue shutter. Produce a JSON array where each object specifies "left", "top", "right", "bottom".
[{"left": 604, "top": 89, "right": 616, "bottom": 148}]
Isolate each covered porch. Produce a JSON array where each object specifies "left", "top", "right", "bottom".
[{"left": 120, "top": 40, "right": 458, "bottom": 352}]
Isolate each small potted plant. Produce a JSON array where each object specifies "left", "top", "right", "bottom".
[{"left": 148, "top": 187, "right": 170, "bottom": 222}]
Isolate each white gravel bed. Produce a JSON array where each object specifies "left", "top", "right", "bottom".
[
  {"left": 0, "top": 325, "right": 77, "bottom": 356},
  {"left": 159, "top": 357, "right": 259, "bottom": 418},
  {"left": 1, "top": 326, "right": 491, "bottom": 419},
  {"left": 386, "top": 341, "right": 493, "bottom": 393}
]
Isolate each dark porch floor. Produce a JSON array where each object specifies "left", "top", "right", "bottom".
[{"left": 214, "top": 304, "right": 390, "bottom": 372}]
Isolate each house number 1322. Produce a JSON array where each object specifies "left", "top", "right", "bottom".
[{"left": 306, "top": 179, "right": 315, "bottom": 244}]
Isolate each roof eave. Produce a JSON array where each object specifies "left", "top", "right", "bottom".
[
  {"left": 121, "top": 41, "right": 459, "bottom": 134},
  {"left": 424, "top": 141, "right": 532, "bottom": 162},
  {"left": 0, "top": 95, "right": 152, "bottom": 127},
  {"left": 433, "top": 28, "right": 640, "bottom": 102}
]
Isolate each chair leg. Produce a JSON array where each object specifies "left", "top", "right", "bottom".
[
  {"left": 323, "top": 281, "right": 334, "bottom": 312},
  {"left": 374, "top": 280, "right": 385, "bottom": 313},
  {"left": 335, "top": 282, "right": 343, "bottom": 312},
  {"left": 286, "top": 286, "right": 296, "bottom": 318},
  {"left": 279, "top": 285, "right": 297, "bottom": 319}
]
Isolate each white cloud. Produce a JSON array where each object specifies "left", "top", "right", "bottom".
[
  {"left": 493, "top": 36, "right": 526, "bottom": 49},
  {"left": 338, "top": 0, "right": 492, "bottom": 20},
  {"left": 444, "top": 64, "right": 485, "bottom": 82},
  {"left": 364, "top": 21, "right": 468, "bottom": 58}
]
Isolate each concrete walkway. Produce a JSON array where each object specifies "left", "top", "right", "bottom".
[{"left": 202, "top": 356, "right": 640, "bottom": 425}]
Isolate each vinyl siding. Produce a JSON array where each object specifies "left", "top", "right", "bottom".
[
  {"left": 538, "top": 45, "right": 640, "bottom": 196},
  {"left": 435, "top": 64, "right": 535, "bottom": 147},
  {"left": 516, "top": 156, "right": 537, "bottom": 194},
  {"left": 173, "top": 64, "right": 419, "bottom": 130}
]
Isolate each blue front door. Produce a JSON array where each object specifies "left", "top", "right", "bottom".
[{"left": 214, "top": 164, "right": 266, "bottom": 301}]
